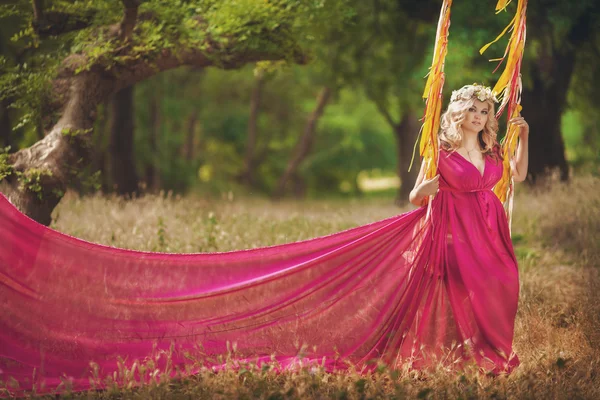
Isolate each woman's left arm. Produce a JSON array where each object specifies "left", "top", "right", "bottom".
[{"left": 509, "top": 116, "right": 529, "bottom": 182}]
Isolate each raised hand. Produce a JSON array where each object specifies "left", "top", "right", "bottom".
[
  {"left": 418, "top": 174, "right": 440, "bottom": 197},
  {"left": 508, "top": 114, "right": 529, "bottom": 182},
  {"left": 509, "top": 116, "right": 529, "bottom": 139}
]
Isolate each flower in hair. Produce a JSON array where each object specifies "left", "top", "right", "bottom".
[{"left": 450, "top": 83, "right": 499, "bottom": 103}]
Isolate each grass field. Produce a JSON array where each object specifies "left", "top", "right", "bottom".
[{"left": 23, "top": 175, "right": 600, "bottom": 399}]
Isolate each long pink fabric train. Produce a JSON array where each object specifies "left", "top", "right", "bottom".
[{"left": 0, "top": 148, "right": 519, "bottom": 395}]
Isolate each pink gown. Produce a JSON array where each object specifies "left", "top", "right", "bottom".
[{"left": 0, "top": 148, "right": 519, "bottom": 395}]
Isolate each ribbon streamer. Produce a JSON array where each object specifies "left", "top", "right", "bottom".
[
  {"left": 411, "top": 0, "right": 453, "bottom": 211},
  {"left": 480, "top": 0, "right": 528, "bottom": 229}
]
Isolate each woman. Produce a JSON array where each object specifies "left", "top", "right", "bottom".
[
  {"left": 0, "top": 85, "right": 529, "bottom": 395},
  {"left": 409, "top": 83, "right": 529, "bottom": 372}
]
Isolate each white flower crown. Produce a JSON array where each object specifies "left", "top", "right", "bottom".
[{"left": 450, "top": 84, "right": 499, "bottom": 104}]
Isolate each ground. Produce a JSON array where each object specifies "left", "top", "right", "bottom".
[{"left": 15, "top": 176, "right": 600, "bottom": 399}]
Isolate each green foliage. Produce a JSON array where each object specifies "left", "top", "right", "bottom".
[
  {"left": 155, "top": 216, "right": 168, "bottom": 251},
  {"left": 16, "top": 167, "right": 53, "bottom": 199},
  {"left": 80, "top": 170, "right": 102, "bottom": 193},
  {"left": 0, "top": 53, "right": 57, "bottom": 141},
  {"left": 0, "top": 146, "right": 13, "bottom": 180},
  {"left": 303, "top": 88, "right": 396, "bottom": 195},
  {"left": 61, "top": 127, "right": 93, "bottom": 142},
  {"left": 204, "top": 211, "right": 218, "bottom": 251},
  {"left": 0, "top": 3, "right": 26, "bottom": 19},
  {"left": 61, "top": 127, "right": 88, "bottom": 137},
  {"left": 562, "top": 110, "right": 599, "bottom": 172},
  {"left": 0, "top": 0, "right": 353, "bottom": 142}
]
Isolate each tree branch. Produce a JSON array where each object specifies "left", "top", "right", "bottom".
[
  {"left": 46, "top": 16, "right": 307, "bottom": 125},
  {"left": 3, "top": 14, "right": 309, "bottom": 223},
  {"left": 32, "top": 0, "right": 44, "bottom": 21},
  {"left": 119, "top": 0, "right": 141, "bottom": 41}
]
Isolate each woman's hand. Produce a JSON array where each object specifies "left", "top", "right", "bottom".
[
  {"left": 417, "top": 174, "right": 440, "bottom": 197},
  {"left": 408, "top": 160, "right": 439, "bottom": 206},
  {"left": 508, "top": 115, "right": 529, "bottom": 182},
  {"left": 509, "top": 116, "right": 529, "bottom": 139}
]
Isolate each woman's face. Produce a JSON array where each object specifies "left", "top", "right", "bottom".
[{"left": 462, "top": 99, "right": 489, "bottom": 133}]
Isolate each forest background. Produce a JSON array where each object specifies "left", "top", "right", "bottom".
[
  {"left": 0, "top": 0, "right": 598, "bottom": 219},
  {"left": 1, "top": 1, "right": 600, "bottom": 398}
]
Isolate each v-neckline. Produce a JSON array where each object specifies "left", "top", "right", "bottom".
[{"left": 453, "top": 150, "right": 486, "bottom": 178}]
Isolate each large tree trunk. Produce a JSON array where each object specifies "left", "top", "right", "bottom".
[
  {"left": 0, "top": 70, "right": 101, "bottom": 225},
  {"left": 394, "top": 108, "right": 420, "bottom": 204},
  {"left": 241, "top": 68, "right": 265, "bottom": 188},
  {"left": 108, "top": 85, "right": 138, "bottom": 195},
  {"left": 273, "top": 86, "right": 332, "bottom": 198},
  {"left": 521, "top": 55, "right": 572, "bottom": 182},
  {"left": 369, "top": 96, "right": 420, "bottom": 207},
  {"left": 0, "top": 8, "right": 306, "bottom": 224},
  {"left": 521, "top": 5, "right": 597, "bottom": 182}
]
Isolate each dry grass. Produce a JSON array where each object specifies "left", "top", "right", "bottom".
[
  {"left": 20, "top": 176, "right": 600, "bottom": 399},
  {"left": 50, "top": 191, "right": 401, "bottom": 254}
]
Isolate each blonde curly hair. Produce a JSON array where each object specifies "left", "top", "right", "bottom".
[{"left": 439, "top": 90, "right": 500, "bottom": 158}]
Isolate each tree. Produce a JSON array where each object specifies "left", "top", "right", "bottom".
[
  {"left": 343, "top": 0, "right": 441, "bottom": 204},
  {"left": 0, "top": 0, "right": 348, "bottom": 224},
  {"left": 519, "top": 0, "right": 600, "bottom": 181},
  {"left": 273, "top": 86, "right": 333, "bottom": 198}
]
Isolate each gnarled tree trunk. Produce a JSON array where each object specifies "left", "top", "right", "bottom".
[
  {"left": 0, "top": 3, "right": 306, "bottom": 225},
  {"left": 0, "top": 70, "right": 105, "bottom": 225},
  {"left": 521, "top": 4, "right": 598, "bottom": 182}
]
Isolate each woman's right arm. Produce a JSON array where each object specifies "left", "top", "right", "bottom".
[{"left": 409, "top": 160, "right": 440, "bottom": 207}]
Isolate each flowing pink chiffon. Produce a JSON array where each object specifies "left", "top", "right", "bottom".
[{"left": 0, "top": 149, "right": 519, "bottom": 395}]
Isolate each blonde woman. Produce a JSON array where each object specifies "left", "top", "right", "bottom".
[
  {"left": 408, "top": 84, "right": 530, "bottom": 372},
  {"left": 411, "top": 84, "right": 529, "bottom": 205}
]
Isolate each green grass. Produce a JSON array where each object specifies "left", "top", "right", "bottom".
[{"left": 15, "top": 175, "right": 600, "bottom": 399}]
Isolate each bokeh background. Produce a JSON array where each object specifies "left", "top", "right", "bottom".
[{"left": 0, "top": 0, "right": 597, "bottom": 204}]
